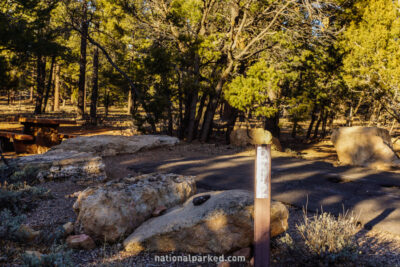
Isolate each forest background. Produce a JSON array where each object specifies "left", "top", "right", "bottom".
[{"left": 1, "top": 0, "right": 400, "bottom": 142}]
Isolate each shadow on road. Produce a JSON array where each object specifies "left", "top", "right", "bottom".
[{"left": 114, "top": 153, "right": 400, "bottom": 235}]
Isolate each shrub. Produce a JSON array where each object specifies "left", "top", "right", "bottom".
[
  {"left": 0, "top": 209, "right": 26, "bottom": 242},
  {"left": 276, "top": 211, "right": 359, "bottom": 266},
  {"left": 9, "top": 165, "right": 40, "bottom": 185},
  {"left": 0, "top": 183, "right": 50, "bottom": 213},
  {"left": 297, "top": 212, "right": 358, "bottom": 262},
  {"left": 21, "top": 245, "right": 73, "bottom": 267}
]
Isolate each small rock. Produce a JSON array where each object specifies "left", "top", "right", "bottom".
[
  {"left": 152, "top": 206, "right": 167, "bottom": 217},
  {"left": 70, "top": 191, "right": 82, "bottom": 198},
  {"left": 63, "top": 222, "right": 74, "bottom": 235},
  {"left": 25, "top": 250, "right": 43, "bottom": 259},
  {"left": 233, "top": 247, "right": 252, "bottom": 259},
  {"left": 66, "top": 234, "right": 95, "bottom": 250},
  {"left": 192, "top": 194, "right": 210, "bottom": 206},
  {"left": 16, "top": 225, "right": 40, "bottom": 242}
]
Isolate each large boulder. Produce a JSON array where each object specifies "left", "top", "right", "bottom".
[
  {"left": 123, "top": 190, "right": 288, "bottom": 254},
  {"left": 73, "top": 173, "right": 196, "bottom": 243},
  {"left": 7, "top": 150, "right": 106, "bottom": 181},
  {"left": 331, "top": 127, "right": 400, "bottom": 168},
  {"left": 4, "top": 135, "right": 180, "bottom": 182},
  {"left": 51, "top": 135, "right": 179, "bottom": 157},
  {"left": 230, "top": 128, "right": 282, "bottom": 151}
]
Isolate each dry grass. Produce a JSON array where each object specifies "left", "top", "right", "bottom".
[
  {"left": 274, "top": 209, "right": 361, "bottom": 266},
  {"left": 296, "top": 211, "right": 358, "bottom": 259}
]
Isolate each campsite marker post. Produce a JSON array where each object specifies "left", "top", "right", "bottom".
[{"left": 254, "top": 144, "right": 271, "bottom": 267}]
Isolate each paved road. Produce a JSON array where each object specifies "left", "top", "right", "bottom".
[{"left": 116, "top": 153, "right": 400, "bottom": 235}]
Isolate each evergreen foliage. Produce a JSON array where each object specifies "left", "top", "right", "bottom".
[{"left": 0, "top": 0, "right": 398, "bottom": 139}]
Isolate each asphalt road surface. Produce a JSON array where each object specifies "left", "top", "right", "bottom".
[{"left": 108, "top": 153, "right": 400, "bottom": 235}]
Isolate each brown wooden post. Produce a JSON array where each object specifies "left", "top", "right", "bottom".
[{"left": 254, "top": 144, "right": 271, "bottom": 267}]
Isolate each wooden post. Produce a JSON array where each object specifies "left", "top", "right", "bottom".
[{"left": 254, "top": 144, "right": 271, "bottom": 267}]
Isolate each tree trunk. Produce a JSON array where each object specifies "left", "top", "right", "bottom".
[
  {"left": 72, "top": 21, "right": 156, "bottom": 132},
  {"left": 225, "top": 105, "right": 238, "bottom": 145},
  {"left": 167, "top": 104, "right": 173, "bottom": 136},
  {"left": 104, "top": 90, "right": 110, "bottom": 118},
  {"left": 264, "top": 112, "right": 280, "bottom": 137},
  {"left": 306, "top": 106, "right": 318, "bottom": 139},
  {"left": 53, "top": 64, "right": 60, "bottom": 111},
  {"left": 42, "top": 56, "right": 56, "bottom": 113},
  {"left": 90, "top": 44, "right": 99, "bottom": 125},
  {"left": 177, "top": 75, "right": 184, "bottom": 139},
  {"left": 186, "top": 55, "right": 201, "bottom": 142},
  {"left": 127, "top": 89, "right": 132, "bottom": 115},
  {"left": 321, "top": 110, "right": 329, "bottom": 138},
  {"left": 291, "top": 119, "right": 298, "bottom": 138},
  {"left": 347, "top": 106, "right": 353, "bottom": 127},
  {"left": 77, "top": 1, "right": 88, "bottom": 120},
  {"left": 186, "top": 91, "right": 198, "bottom": 141},
  {"left": 200, "top": 62, "right": 234, "bottom": 142},
  {"left": 193, "top": 93, "right": 207, "bottom": 140},
  {"left": 328, "top": 112, "right": 335, "bottom": 132},
  {"left": 313, "top": 109, "right": 324, "bottom": 138},
  {"left": 34, "top": 55, "right": 46, "bottom": 114}
]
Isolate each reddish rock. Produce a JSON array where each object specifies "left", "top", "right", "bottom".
[
  {"left": 66, "top": 234, "right": 95, "bottom": 250},
  {"left": 152, "top": 206, "right": 167, "bottom": 217}
]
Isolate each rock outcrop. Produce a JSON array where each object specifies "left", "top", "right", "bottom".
[
  {"left": 73, "top": 173, "right": 196, "bottom": 242},
  {"left": 6, "top": 135, "right": 180, "bottom": 182},
  {"left": 123, "top": 190, "right": 288, "bottom": 254},
  {"left": 9, "top": 150, "right": 106, "bottom": 181},
  {"left": 51, "top": 135, "right": 179, "bottom": 157},
  {"left": 230, "top": 128, "right": 282, "bottom": 151},
  {"left": 331, "top": 127, "right": 400, "bottom": 169}
]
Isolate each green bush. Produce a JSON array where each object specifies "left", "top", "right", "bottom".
[
  {"left": 0, "top": 183, "right": 49, "bottom": 213},
  {"left": 0, "top": 209, "right": 26, "bottom": 241},
  {"left": 9, "top": 165, "right": 41, "bottom": 185},
  {"left": 22, "top": 245, "right": 73, "bottom": 267}
]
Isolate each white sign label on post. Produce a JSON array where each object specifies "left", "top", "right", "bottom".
[{"left": 256, "top": 145, "right": 270, "bottom": 199}]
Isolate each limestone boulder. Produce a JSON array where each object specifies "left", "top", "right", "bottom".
[
  {"left": 51, "top": 135, "right": 179, "bottom": 157},
  {"left": 5, "top": 135, "right": 180, "bottom": 182},
  {"left": 230, "top": 128, "right": 282, "bottom": 151},
  {"left": 73, "top": 173, "right": 196, "bottom": 242},
  {"left": 331, "top": 127, "right": 400, "bottom": 168},
  {"left": 123, "top": 190, "right": 288, "bottom": 254},
  {"left": 9, "top": 150, "right": 106, "bottom": 181}
]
